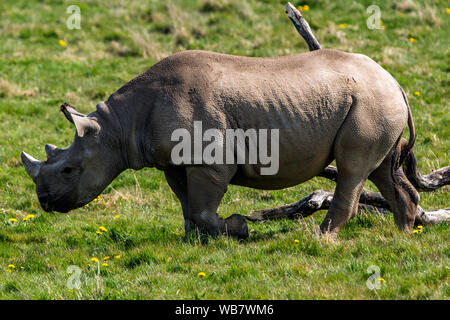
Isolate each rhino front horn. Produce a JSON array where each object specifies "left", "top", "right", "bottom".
[{"left": 21, "top": 151, "right": 42, "bottom": 180}]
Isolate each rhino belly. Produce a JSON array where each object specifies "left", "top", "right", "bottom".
[{"left": 229, "top": 124, "right": 340, "bottom": 190}]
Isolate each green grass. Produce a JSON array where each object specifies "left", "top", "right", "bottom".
[{"left": 0, "top": 0, "right": 448, "bottom": 299}]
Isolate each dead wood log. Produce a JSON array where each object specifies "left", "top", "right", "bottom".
[
  {"left": 245, "top": 188, "right": 449, "bottom": 226},
  {"left": 403, "top": 150, "right": 450, "bottom": 191},
  {"left": 285, "top": 2, "right": 321, "bottom": 51},
  {"left": 244, "top": 4, "right": 450, "bottom": 226}
]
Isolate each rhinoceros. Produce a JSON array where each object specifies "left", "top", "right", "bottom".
[{"left": 21, "top": 49, "right": 419, "bottom": 239}]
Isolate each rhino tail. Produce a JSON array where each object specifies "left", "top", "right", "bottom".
[{"left": 398, "top": 86, "right": 416, "bottom": 167}]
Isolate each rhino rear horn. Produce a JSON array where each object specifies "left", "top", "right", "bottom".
[
  {"left": 21, "top": 151, "right": 42, "bottom": 180},
  {"left": 45, "top": 144, "right": 62, "bottom": 159}
]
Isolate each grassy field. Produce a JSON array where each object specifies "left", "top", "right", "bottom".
[{"left": 0, "top": 0, "right": 448, "bottom": 299}]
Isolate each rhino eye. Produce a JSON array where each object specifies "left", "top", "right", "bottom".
[{"left": 62, "top": 167, "right": 73, "bottom": 174}]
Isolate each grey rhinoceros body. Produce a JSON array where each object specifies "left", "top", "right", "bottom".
[{"left": 22, "top": 49, "right": 419, "bottom": 239}]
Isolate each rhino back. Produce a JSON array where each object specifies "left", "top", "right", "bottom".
[{"left": 107, "top": 49, "right": 400, "bottom": 187}]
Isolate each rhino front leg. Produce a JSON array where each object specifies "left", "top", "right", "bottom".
[
  {"left": 164, "top": 167, "right": 193, "bottom": 234},
  {"left": 186, "top": 165, "right": 249, "bottom": 240}
]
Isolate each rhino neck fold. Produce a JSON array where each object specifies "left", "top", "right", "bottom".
[{"left": 98, "top": 100, "right": 147, "bottom": 171}]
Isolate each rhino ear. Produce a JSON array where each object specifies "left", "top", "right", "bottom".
[
  {"left": 60, "top": 102, "right": 86, "bottom": 123},
  {"left": 60, "top": 103, "right": 100, "bottom": 137}
]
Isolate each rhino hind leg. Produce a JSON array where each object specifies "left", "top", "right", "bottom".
[
  {"left": 319, "top": 170, "right": 368, "bottom": 233},
  {"left": 369, "top": 142, "right": 419, "bottom": 232},
  {"left": 319, "top": 97, "right": 407, "bottom": 234},
  {"left": 185, "top": 165, "right": 249, "bottom": 240}
]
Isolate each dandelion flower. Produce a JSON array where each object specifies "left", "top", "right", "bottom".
[
  {"left": 414, "top": 91, "right": 420, "bottom": 96},
  {"left": 114, "top": 255, "right": 121, "bottom": 259},
  {"left": 294, "top": 239, "right": 300, "bottom": 244},
  {"left": 9, "top": 218, "right": 17, "bottom": 223},
  {"left": 99, "top": 226, "right": 108, "bottom": 232},
  {"left": 409, "top": 37, "right": 417, "bottom": 43},
  {"left": 59, "top": 39, "right": 67, "bottom": 47},
  {"left": 197, "top": 272, "right": 206, "bottom": 278},
  {"left": 379, "top": 278, "right": 386, "bottom": 283},
  {"left": 114, "top": 214, "right": 120, "bottom": 219},
  {"left": 8, "top": 264, "right": 15, "bottom": 269},
  {"left": 303, "top": 5, "right": 309, "bottom": 12},
  {"left": 96, "top": 231, "right": 103, "bottom": 235},
  {"left": 103, "top": 256, "right": 110, "bottom": 261},
  {"left": 446, "top": 8, "right": 450, "bottom": 14},
  {"left": 339, "top": 24, "right": 347, "bottom": 29},
  {"left": 101, "top": 263, "right": 108, "bottom": 267},
  {"left": 85, "top": 204, "right": 89, "bottom": 207},
  {"left": 90, "top": 257, "right": 98, "bottom": 263},
  {"left": 417, "top": 225, "right": 423, "bottom": 229},
  {"left": 23, "top": 214, "right": 35, "bottom": 221}
]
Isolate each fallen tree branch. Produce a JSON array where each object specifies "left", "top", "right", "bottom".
[
  {"left": 403, "top": 150, "right": 450, "bottom": 191},
  {"left": 285, "top": 2, "right": 321, "bottom": 51},
  {"left": 245, "top": 189, "right": 449, "bottom": 226}
]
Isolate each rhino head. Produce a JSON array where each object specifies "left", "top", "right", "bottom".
[{"left": 21, "top": 103, "right": 124, "bottom": 213}]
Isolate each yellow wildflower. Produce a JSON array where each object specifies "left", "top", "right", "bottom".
[
  {"left": 90, "top": 257, "right": 98, "bottom": 263},
  {"left": 114, "top": 255, "right": 121, "bottom": 259},
  {"left": 339, "top": 24, "right": 347, "bottom": 29},
  {"left": 414, "top": 91, "right": 420, "bottom": 96},
  {"left": 96, "top": 231, "right": 103, "bottom": 235},
  {"left": 8, "top": 264, "right": 15, "bottom": 269},
  {"left": 103, "top": 256, "right": 110, "bottom": 261},
  {"left": 379, "top": 278, "right": 386, "bottom": 283},
  {"left": 417, "top": 225, "right": 423, "bottom": 229},
  {"left": 99, "top": 226, "right": 108, "bottom": 232},
  {"left": 101, "top": 263, "right": 108, "bottom": 267},
  {"left": 23, "top": 214, "right": 35, "bottom": 221},
  {"left": 409, "top": 37, "right": 417, "bottom": 43},
  {"left": 294, "top": 239, "right": 300, "bottom": 244},
  {"left": 9, "top": 218, "right": 17, "bottom": 223},
  {"left": 59, "top": 39, "right": 67, "bottom": 47},
  {"left": 114, "top": 214, "right": 120, "bottom": 219},
  {"left": 446, "top": 8, "right": 450, "bottom": 14},
  {"left": 197, "top": 272, "right": 206, "bottom": 278}
]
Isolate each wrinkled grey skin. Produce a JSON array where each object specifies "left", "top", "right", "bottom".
[{"left": 22, "top": 49, "right": 419, "bottom": 239}]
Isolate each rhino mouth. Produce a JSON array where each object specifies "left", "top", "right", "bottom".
[{"left": 38, "top": 193, "right": 80, "bottom": 213}]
